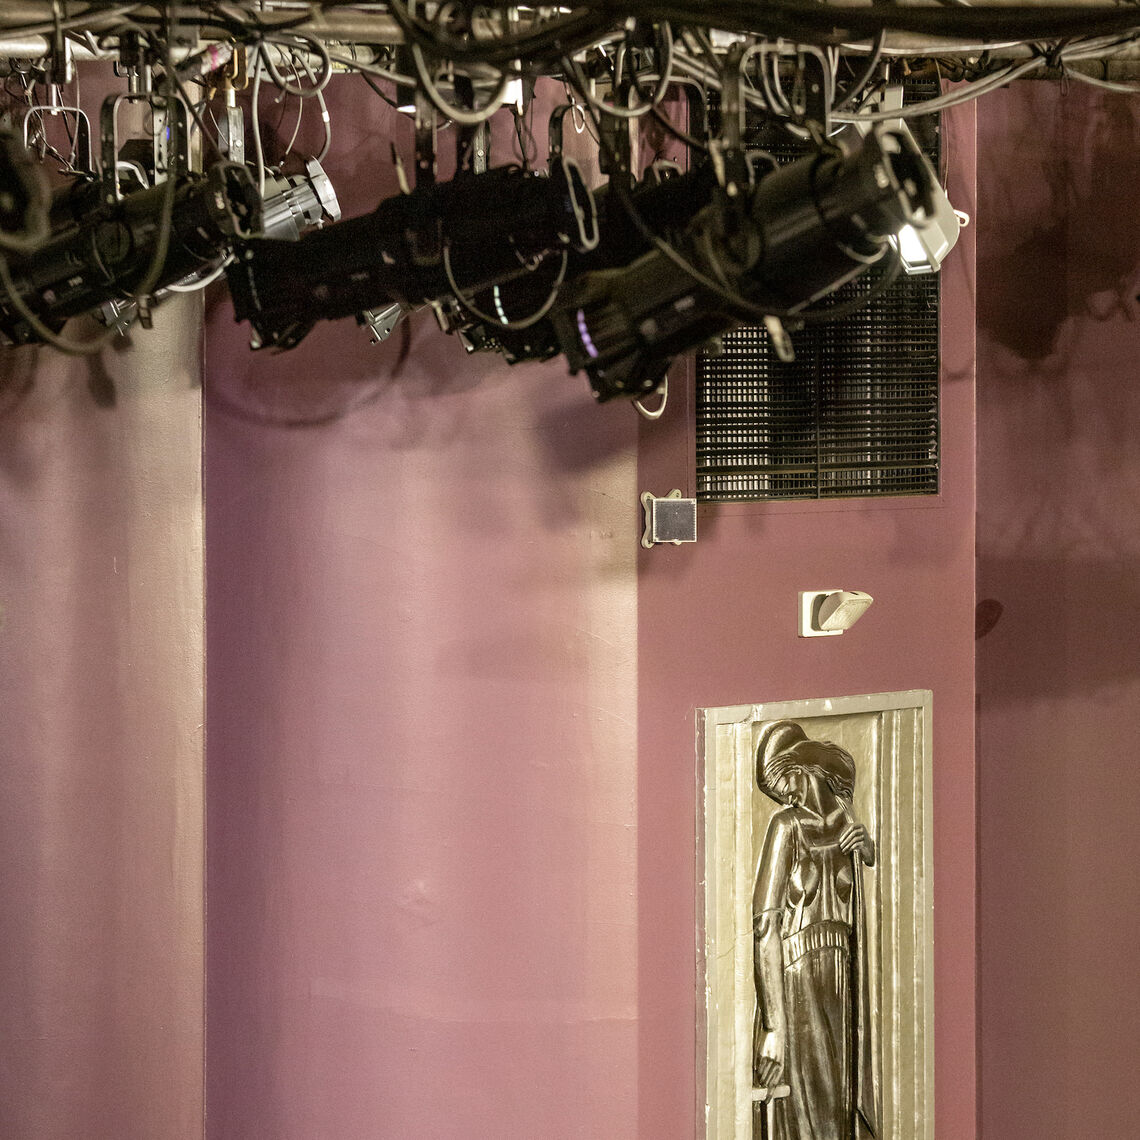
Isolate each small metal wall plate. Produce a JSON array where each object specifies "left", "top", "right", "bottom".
[{"left": 641, "top": 489, "right": 697, "bottom": 549}]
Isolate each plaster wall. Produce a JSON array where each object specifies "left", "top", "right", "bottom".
[
  {"left": 976, "top": 83, "right": 1140, "bottom": 1139},
  {"left": 635, "top": 104, "right": 979, "bottom": 1139},
  {"left": 205, "top": 88, "right": 978, "bottom": 1139},
  {"left": 204, "top": 89, "right": 640, "bottom": 1139},
  {"left": 0, "top": 299, "right": 206, "bottom": 1140},
  {"left": 0, "top": 64, "right": 985, "bottom": 1140}
]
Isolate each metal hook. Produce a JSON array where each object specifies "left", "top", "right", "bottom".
[
  {"left": 20, "top": 103, "right": 93, "bottom": 173},
  {"left": 100, "top": 91, "right": 191, "bottom": 199}
]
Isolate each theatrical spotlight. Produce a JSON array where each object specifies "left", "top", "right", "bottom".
[
  {"left": 853, "top": 111, "right": 961, "bottom": 275},
  {"left": 225, "top": 158, "right": 597, "bottom": 350},
  {"left": 260, "top": 158, "right": 341, "bottom": 241},
  {"left": 0, "top": 161, "right": 260, "bottom": 346},
  {"left": 549, "top": 124, "right": 939, "bottom": 401},
  {"left": 96, "top": 157, "right": 341, "bottom": 332}
]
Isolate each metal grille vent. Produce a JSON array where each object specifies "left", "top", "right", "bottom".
[{"left": 697, "top": 85, "right": 942, "bottom": 503}]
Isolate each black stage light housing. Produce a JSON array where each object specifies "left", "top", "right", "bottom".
[
  {"left": 225, "top": 158, "right": 597, "bottom": 351},
  {"left": 95, "top": 158, "right": 341, "bottom": 333},
  {"left": 549, "top": 125, "right": 937, "bottom": 401},
  {"left": 0, "top": 161, "right": 260, "bottom": 345},
  {"left": 444, "top": 162, "right": 723, "bottom": 365}
]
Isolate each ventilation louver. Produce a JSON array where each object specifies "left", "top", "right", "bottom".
[{"left": 696, "top": 81, "right": 942, "bottom": 503}]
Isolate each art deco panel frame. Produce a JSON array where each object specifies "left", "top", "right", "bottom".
[{"left": 698, "top": 691, "right": 934, "bottom": 1140}]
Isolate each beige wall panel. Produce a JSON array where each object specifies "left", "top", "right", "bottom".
[{"left": 0, "top": 297, "right": 205, "bottom": 1140}]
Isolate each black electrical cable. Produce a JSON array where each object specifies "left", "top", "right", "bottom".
[
  {"left": 833, "top": 31, "right": 885, "bottom": 112},
  {"left": 578, "top": 25, "right": 676, "bottom": 119},
  {"left": 564, "top": 56, "right": 779, "bottom": 325},
  {"left": 443, "top": 245, "right": 569, "bottom": 331},
  {"left": 420, "top": 0, "right": 1140, "bottom": 49},
  {"left": 597, "top": 0, "right": 1140, "bottom": 45},
  {"left": 277, "top": 58, "right": 307, "bottom": 162},
  {"left": 37, "top": 2, "right": 1140, "bottom": 63},
  {"left": 787, "top": 251, "right": 903, "bottom": 324},
  {"left": 358, "top": 69, "right": 400, "bottom": 110},
  {"left": 623, "top": 29, "right": 711, "bottom": 153},
  {"left": 386, "top": 0, "right": 617, "bottom": 68},
  {"left": 258, "top": 31, "right": 333, "bottom": 97},
  {"left": 0, "top": 4, "right": 143, "bottom": 37},
  {"left": 514, "top": 101, "right": 539, "bottom": 170},
  {"left": 408, "top": 41, "right": 512, "bottom": 125},
  {"left": 649, "top": 99, "right": 709, "bottom": 153}
]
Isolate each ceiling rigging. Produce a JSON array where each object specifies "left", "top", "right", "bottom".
[{"left": 0, "top": 2, "right": 1133, "bottom": 403}]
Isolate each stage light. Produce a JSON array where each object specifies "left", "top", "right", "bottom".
[
  {"left": 891, "top": 194, "right": 961, "bottom": 276},
  {"left": 96, "top": 158, "right": 339, "bottom": 332},
  {"left": 224, "top": 122, "right": 935, "bottom": 404},
  {"left": 854, "top": 100, "right": 961, "bottom": 275},
  {"left": 226, "top": 157, "right": 597, "bottom": 350},
  {"left": 548, "top": 124, "right": 938, "bottom": 401},
  {"left": 896, "top": 223, "right": 932, "bottom": 268},
  {"left": 260, "top": 158, "right": 341, "bottom": 240},
  {"left": 0, "top": 161, "right": 260, "bottom": 346}
]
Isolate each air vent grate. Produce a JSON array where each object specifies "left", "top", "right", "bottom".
[{"left": 697, "top": 82, "right": 942, "bottom": 503}]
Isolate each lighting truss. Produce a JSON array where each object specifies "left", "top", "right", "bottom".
[{"left": 0, "top": 2, "right": 1137, "bottom": 393}]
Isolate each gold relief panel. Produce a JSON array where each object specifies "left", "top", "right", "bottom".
[{"left": 698, "top": 692, "right": 933, "bottom": 1140}]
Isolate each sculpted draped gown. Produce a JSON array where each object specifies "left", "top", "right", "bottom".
[{"left": 755, "top": 809, "right": 877, "bottom": 1140}]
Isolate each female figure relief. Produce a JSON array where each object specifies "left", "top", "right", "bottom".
[{"left": 753, "top": 721, "right": 879, "bottom": 1140}]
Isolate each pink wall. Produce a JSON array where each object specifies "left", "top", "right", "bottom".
[
  {"left": 0, "top": 300, "right": 206, "bottom": 1139},
  {"left": 204, "top": 89, "right": 641, "bottom": 1139},
  {"left": 635, "top": 105, "right": 978, "bottom": 1139},
  {"left": 0, "top": 66, "right": 991, "bottom": 1140},
  {"left": 976, "top": 83, "right": 1140, "bottom": 1139},
  {"left": 205, "top": 86, "right": 977, "bottom": 1138}
]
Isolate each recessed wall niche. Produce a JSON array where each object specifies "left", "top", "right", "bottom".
[{"left": 698, "top": 692, "right": 933, "bottom": 1140}]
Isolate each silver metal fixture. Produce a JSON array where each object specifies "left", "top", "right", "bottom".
[{"left": 641, "top": 489, "right": 697, "bottom": 549}]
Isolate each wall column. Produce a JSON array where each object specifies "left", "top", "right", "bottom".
[{"left": 0, "top": 298, "right": 206, "bottom": 1140}]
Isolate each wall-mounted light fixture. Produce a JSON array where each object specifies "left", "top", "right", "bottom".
[{"left": 799, "top": 589, "right": 874, "bottom": 637}]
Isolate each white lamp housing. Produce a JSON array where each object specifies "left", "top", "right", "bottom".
[
  {"left": 799, "top": 589, "right": 874, "bottom": 637},
  {"left": 890, "top": 189, "right": 961, "bottom": 275},
  {"left": 853, "top": 87, "right": 962, "bottom": 274}
]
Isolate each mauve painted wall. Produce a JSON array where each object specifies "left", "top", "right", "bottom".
[
  {"left": 976, "top": 84, "right": 1140, "bottom": 1139},
  {"left": 635, "top": 106, "right": 978, "bottom": 1139},
  {"left": 206, "top": 87, "right": 977, "bottom": 1139},
  {"left": 204, "top": 88, "right": 639, "bottom": 1139},
  {"left": 0, "top": 300, "right": 206, "bottom": 1139}
]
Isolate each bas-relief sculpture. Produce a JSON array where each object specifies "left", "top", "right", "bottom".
[
  {"left": 752, "top": 721, "right": 878, "bottom": 1140},
  {"left": 701, "top": 693, "right": 931, "bottom": 1140}
]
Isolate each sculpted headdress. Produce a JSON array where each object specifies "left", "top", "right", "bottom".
[{"left": 756, "top": 719, "right": 857, "bottom": 805}]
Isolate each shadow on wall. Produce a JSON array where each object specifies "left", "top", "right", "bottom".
[
  {"left": 0, "top": 341, "right": 38, "bottom": 419},
  {"left": 0, "top": 319, "right": 156, "bottom": 418},
  {"left": 203, "top": 279, "right": 423, "bottom": 428},
  {"left": 977, "top": 84, "right": 1140, "bottom": 366},
  {"left": 976, "top": 556, "right": 1140, "bottom": 703}
]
